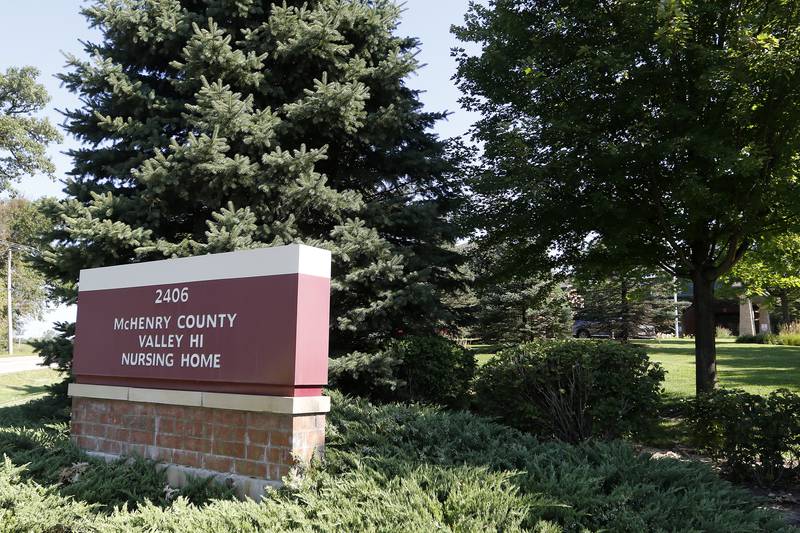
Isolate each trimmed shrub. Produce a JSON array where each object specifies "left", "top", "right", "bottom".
[
  {"left": 473, "top": 340, "right": 665, "bottom": 441},
  {"left": 690, "top": 388, "right": 800, "bottom": 486},
  {"left": 329, "top": 335, "right": 475, "bottom": 407},
  {"left": 736, "top": 333, "right": 782, "bottom": 344}
]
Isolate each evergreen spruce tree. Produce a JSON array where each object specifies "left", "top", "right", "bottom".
[
  {"left": 475, "top": 275, "right": 573, "bottom": 343},
  {"left": 37, "top": 0, "right": 465, "bottom": 369},
  {"left": 573, "top": 268, "right": 679, "bottom": 340},
  {"left": 464, "top": 244, "right": 573, "bottom": 343}
]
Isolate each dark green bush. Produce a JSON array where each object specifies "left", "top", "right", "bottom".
[
  {"left": 690, "top": 388, "right": 800, "bottom": 486},
  {"left": 735, "top": 333, "right": 781, "bottom": 344},
  {"left": 329, "top": 335, "right": 475, "bottom": 407},
  {"left": 474, "top": 340, "right": 665, "bottom": 441}
]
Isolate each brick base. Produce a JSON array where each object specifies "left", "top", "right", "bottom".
[{"left": 70, "top": 397, "right": 325, "bottom": 483}]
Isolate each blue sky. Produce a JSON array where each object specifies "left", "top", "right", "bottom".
[{"left": 0, "top": 0, "right": 481, "bottom": 336}]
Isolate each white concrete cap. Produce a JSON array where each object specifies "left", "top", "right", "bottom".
[{"left": 78, "top": 244, "right": 331, "bottom": 291}]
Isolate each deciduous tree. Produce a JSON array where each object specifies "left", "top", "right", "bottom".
[
  {"left": 455, "top": 0, "right": 800, "bottom": 393},
  {"left": 0, "top": 66, "right": 61, "bottom": 191},
  {"left": 726, "top": 233, "right": 800, "bottom": 324},
  {"left": 0, "top": 199, "right": 51, "bottom": 349}
]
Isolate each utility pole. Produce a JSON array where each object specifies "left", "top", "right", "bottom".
[
  {"left": 0, "top": 240, "right": 39, "bottom": 356},
  {"left": 673, "top": 277, "right": 679, "bottom": 338},
  {"left": 6, "top": 248, "right": 11, "bottom": 355}
]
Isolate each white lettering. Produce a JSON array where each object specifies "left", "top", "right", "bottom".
[
  {"left": 121, "top": 352, "right": 174, "bottom": 367},
  {"left": 111, "top": 315, "right": 173, "bottom": 331},
  {"left": 180, "top": 353, "right": 222, "bottom": 368},
  {"left": 137, "top": 334, "right": 185, "bottom": 349},
  {"left": 176, "top": 314, "right": 238, "bottom": 329}
]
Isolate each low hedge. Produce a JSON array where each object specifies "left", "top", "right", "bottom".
[
  {"left": 473, "top": 340, "right": 665, "bottom": 441},
  {"left": 736, "top": 333, "right": 781, "bottom": 344},
  {"left": 780, "top": 333, "right": 800, "bottom": 346},
  {"left": 690, "top": 388, "right": 800, "bottom": 486},
  {"left": 0, "top": 391, "right": 795, "bottom": 531}
]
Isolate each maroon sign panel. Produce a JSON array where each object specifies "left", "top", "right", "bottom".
[{"left": 73, "top": 245, "right": 331, "bottom": 396}]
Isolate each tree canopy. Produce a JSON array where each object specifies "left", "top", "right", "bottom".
[
  {"left": 454, "top": 0, "right": 800, "bottom": 393},
  {"left": 727, "top": 234, "right": 800, "bottom": 296},
  {"left": 0, "top": 66, "right": 62, "bottom": 191},
  {"left": 725, "top": 232, "right": 800, "bottom": 324}
]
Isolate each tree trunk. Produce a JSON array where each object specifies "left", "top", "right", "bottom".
[
  {"left": 693, "top": 273, "right": 717, "bottom": 394},
  {"left": 619, "top": 277, "right": 630, "bottom": 342},
  {"left": 781, "top": 289, "right": 791, "bottom": 324}
]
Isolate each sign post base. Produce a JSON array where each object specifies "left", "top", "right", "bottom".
[{"left": 68, "top": 384, "right": 329, "bottom": 500}]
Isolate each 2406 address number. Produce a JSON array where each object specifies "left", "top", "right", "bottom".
[{"left": 154, "top": 287, "right": 189, "bottom": 304}]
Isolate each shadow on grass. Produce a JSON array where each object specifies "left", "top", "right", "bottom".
[
  {"left": 3, "top": 383, "right": 53, "bottom": 395},
  {"left": 646, "top": 340, "right": 800, "bottom": 393},
  {"left": 643, "top": 346, "right": 695, "bottom": 356},
  {"left": 716, "top": 345, "right": 800, "bottom": 391},
  {"left": 0, "top": 394, "right": 70, "bottom": 425}
]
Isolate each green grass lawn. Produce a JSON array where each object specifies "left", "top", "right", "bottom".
[
  {"left": 472, "top": 338, "right": 800, "bottom": 398},
  {"left": 0, "top": 368, "right": 61, "bottom": 407},
  {"left": 469, "top": 344, "right": 499, "bottom": 367},
  {"left": 0, "top": 343, "right": 38, "bottom": 357},
  {"left": 643, "top": 337, "right": 800, "bottom": 397}
]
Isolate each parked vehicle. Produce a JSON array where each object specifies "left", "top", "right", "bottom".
[{"left": 573, "top": 319, "right": 656, "bottom": 339}]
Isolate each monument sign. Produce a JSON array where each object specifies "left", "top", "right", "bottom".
[{"left": 68, "top": 244, "right": 331, "bottom": 498}]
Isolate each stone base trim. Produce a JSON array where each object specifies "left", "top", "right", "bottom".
[
  {"left": 68, "top": 383, "right": 330, "bottom": 414},
  {"left": 87, "top": 451, "right": 280, "bottom": 500}
]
